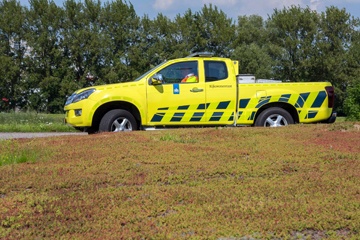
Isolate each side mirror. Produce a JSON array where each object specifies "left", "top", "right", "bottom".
[{"left": 150, "top": 73, "right": 164, "bottom": 85}]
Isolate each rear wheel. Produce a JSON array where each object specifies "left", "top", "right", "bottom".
[
  {"left": 255, "top": 107, "right": 294, "bottom": 127},
  {"left": 99, "top": 109, "right": 138, "bottom": 132}
]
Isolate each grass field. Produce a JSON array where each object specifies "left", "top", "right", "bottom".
[
  {"left": 0, "top": 112, "right": 75, "bottom": 132},
  {"left": 0, "top": 122, "right": 359, "bottom": 239}
]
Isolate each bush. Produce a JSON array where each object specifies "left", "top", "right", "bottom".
[{"left": 343, "top": 81, "right": 360, "bottom": 120}]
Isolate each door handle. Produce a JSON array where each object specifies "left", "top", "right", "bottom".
[{"left": 190, "top": 88, "right": 204, "bottom": 92}]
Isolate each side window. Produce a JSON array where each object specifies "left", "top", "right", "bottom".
[
  {"left": 156, "top": 61, "right": 198, "bottom": 84},
  {"left": 204, "top": 61, "right": 228, "bottom": 82}
]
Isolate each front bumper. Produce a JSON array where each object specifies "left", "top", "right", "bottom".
[{"left": 64, "top": 100, "right": 95, "bottom": 127}]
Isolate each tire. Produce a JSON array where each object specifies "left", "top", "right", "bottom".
[
  {"left": 254, "top": 107, "right": 294, "bottom": 127},
  {"left": 99, "top": 109, "right": 138, "bottom": 132}
]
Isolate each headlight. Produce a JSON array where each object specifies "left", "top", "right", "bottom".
[{"left": 65, "top": 88, "right": 96, "bottom": 106}]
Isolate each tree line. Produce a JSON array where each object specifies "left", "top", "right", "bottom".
[{"left": 1, "top": 0, "right": 359, "bottom": 119}]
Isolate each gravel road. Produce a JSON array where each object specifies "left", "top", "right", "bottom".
[{"left": 0, "top": 132, "right": 88, "bottom": 140}]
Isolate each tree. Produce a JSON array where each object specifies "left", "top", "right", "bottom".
[
  {"left": 173, "top": 9, "right": 197, "bottom": 55},
  {"left": 343, "top": 26, "right": 360, "bottom": 120},
  {"left": 314, "top": 6, "right": 359, "bottom": 115},
  {"left": 231, "top": 15, "right": 274, "bottom": 78},
  {"left": 343, "top": 81, "right": 360, "bottom": 120},
  {"left": 100, "top": 0, "right": 141, "bottom": 82},
  {"left": 61, "top": 0, "right": 105, "bottom": 89},
  {"left": 172, "top": 5, "right": 235, "bottom": 57},
  {"left": 267, "top": 6, "right": 319, "bottom": 81},
  {"left": 192, "top": 4, "right": 235, "bottom": 56},
  {"left": 231, "top": 43, "right": 274, "bottom": 78},
  {"left": 234, "top": 15, "right": 267, "bottom": 46},
  {"left": 0, "top": 0, "right": 26, "bottom": 111},
  {"left": 24, "top": 0, "right": 64, "bottom": 112}
]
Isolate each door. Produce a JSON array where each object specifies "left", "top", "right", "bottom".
[
  {"left": 146, "top": 61, "right": 206, "bottom": 126},
  {"left": 204, "top": 60, "right": 237, "bottom": 124}
]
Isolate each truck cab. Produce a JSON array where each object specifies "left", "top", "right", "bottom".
[{"left": 146, "top": 53, "right": 239, "bottom": 127}]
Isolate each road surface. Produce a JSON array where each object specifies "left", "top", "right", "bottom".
[{"left": 0, "top": 132, "right": 88, "bottom": 140}]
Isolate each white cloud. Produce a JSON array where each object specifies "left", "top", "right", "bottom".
[
  {"left": 153, "top": 0, "right": 175, "bottom": 10},
  {"left": 309, "top": 0, "right": 321, "bottom": 11},
  {"left": 266, "top": 0, "right": 305, "bottom": 8},
  {"left": 334, "top": 0, "right": 360, "bottom": 2},
  {"left": 201, "top": 0, "right": 237, "bottom": 6},
  {"left": 231, "top": 0, "right": 305, "bottom": 17}
]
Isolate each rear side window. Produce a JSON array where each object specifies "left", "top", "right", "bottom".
[{"left": 204, "top": 61, "right": 228, "bottom": 82}]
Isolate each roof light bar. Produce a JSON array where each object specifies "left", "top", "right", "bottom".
[{"left": 187, "top": 52, "right": 213, "bottom": 58}]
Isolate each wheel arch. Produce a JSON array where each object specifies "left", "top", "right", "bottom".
[
  {"left": 254, "top": 102, "right": 299, "bottom": 125},
  {"left": 91, "top": 101, "right": 142, "bottom": 131}
]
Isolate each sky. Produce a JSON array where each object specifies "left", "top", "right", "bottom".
[{"left": 18, "top": 0, "right": 360, "bottom": 20}]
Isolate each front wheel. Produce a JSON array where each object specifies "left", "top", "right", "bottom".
[
  {"left": 99, "top": 109, "right": 138, "bottom": 132},
  {"left": 254, "top": 107, "right": 294, "bottom": 127}
]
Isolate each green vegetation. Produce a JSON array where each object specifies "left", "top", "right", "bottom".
[
  {"left": 0, "top": 123, "right": 359, "bottom": 239},
  {"left": 0, "top": 141, "right": 39, "bottom": 166},
  {"left": 0, "top": 112, "right": 75, "bottom": 132},
  {"left": 344, "top": 82, "right": 360, "bottom": 120},
  {"left": 0, "top": 1, "right": 360, "bottom": 118}
]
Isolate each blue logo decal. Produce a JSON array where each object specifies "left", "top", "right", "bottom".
[{"left": 173, "top": 84, "right": 180, "bottom": 94}]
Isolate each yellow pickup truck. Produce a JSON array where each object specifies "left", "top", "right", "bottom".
[{"left": 64, "top": 53, "right": 336, "bottom": 133}]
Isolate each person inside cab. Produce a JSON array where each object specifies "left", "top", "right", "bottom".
[{"left": 181, "top": 63, "right": 198, "bottom": 83}]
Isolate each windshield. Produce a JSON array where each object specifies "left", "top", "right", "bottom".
[{"left": 134, "top": 61, "right": 167, "bottom": 81}]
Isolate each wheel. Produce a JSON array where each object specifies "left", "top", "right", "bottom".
[
  {"left": 254, "top": 107, "right": 294, "bottom": 127},
  {"left": 99, "top": 109, "right": 138, "bottom": 132}
]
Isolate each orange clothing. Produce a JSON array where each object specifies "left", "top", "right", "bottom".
[{"left": 181, "top": 73, "right": 198, "bottom": 83}]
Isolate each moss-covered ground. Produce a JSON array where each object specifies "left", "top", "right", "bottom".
[{"left": 1, "top": 122, "right": 359, "bottom": 239}]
